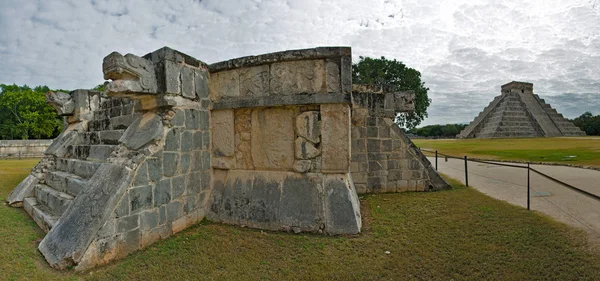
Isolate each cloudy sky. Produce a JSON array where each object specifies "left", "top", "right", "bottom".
[{"left": 1, "top": 0, "right": 599, "bottom": 125}]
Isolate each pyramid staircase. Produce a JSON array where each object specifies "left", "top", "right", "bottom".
[
  {"left": 475, "top": 93, "right": 543, "bottom": 138},
  {"left": 535, "top": 95, "right": 586, "bottom": 136},
  {"left": 23, "top": 97, "right": 135, "bottom": 232},
  {"left": 458, "top": 82, "right": 586, "bottom": 139}
]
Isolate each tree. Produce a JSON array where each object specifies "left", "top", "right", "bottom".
[
  {"left": 352, "top": 56, "right": 431, "bottom": 129},
  {"left": 0, "top": 84, "right": 65, "bottom": 140},
  {"left": 571, "top": 112, "right": 600, "bottom": 135}
]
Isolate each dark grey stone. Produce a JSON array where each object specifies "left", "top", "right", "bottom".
[
  {"left": 279, "top": 176, "right": 322, "bottom": 231},
  {"left": 193, "top": 131, "right": 203, "bottom": 150},
  {"left": 202, "top": 131, "right": 210, "bottom": 150},
  {"left": 38, "top": 164, "right": 132, "bottom": 269},
  {"left": 162, "top": 152, "right": 179, "bottom": 177},
  {"left": 180, "top": 153, "right": 190, "bottom": 174},
  {"left": 185, "top": 109, "right": 198, "bottom": 130},
  {"left": 191, "top": 151, "right": 202, "bottom": 172},
  {"left": 121, "top": 229, "right": 140, "bottom": 255},
  {"left": 164, "top": 128, "right": 180, "bottom": 152},
  {"left": 171, "top": 175, "right": 185, "bottom": 198},
  {"left": 154, "top": 179, "right": 172, "bottom": 207},
  {"left": 7, "top": 175, "right": 37, "bottom": 206},
  {"left": 172, "top": 109, "right": 185, "bottom": 127},
  {"left": 114, "top": 193, "right": 129, "bottom": 218},
  {"left": 147, "top": 157, "right": 162, "bottom": 182},
  {"left": 119, "top": 113, "right": 164, "bottom": 150},
  {"left": 323, "top": 176, "right": 361, "bottom": 234},
  {"left": 367, "top": 139, "right": 381, "bottom": 152},
  {"left": 200, "top": 151, "right": 210, "bottom": 171},
  {"left": 45, "top": 131, "right": 78, "bottom": 158},
  {"left": 166, "top": 201, "right": 183, "bottom": 222},
  {"left": 181, "top": 130, "right": 194, "bottom": 152},
  {"left": 246, "top": 176, "right": 280, "bottom": 225},
  {"left": 185, "top": 172, "right": 202, "bottom": 195},
  {"left": 381, "top": 139, "right": 392, "bottom": 152},
  {"left": 140, "top": 210, "right": 159, "bottom": 231},
  {"left": 164, "top": 60, "right": 181, "bottom": 95},
  {"left": 181, "top": 67, "right": 195, "bottom": 99},
  {"left": 117, "top": 215, "right": 139, "bottom": 233},
  {"left": 184, "top": 194, "right": 198, "bottom": 214},
  {"left": 159, "top": 205, "right": 167, "bottom": 224},
  {"left": 198, "top": 111, "right": 210, "bottom": 130},
  {"left": 195, "top": 69, "right": 209, "bottom": 99},
  {"left": 130, "top": 185, "right": 153, "bottom": 214},
  {"left": 133, "top": 163, "right": 149, "bottom": 186}
]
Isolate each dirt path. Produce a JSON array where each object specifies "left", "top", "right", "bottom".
[{"left": 428, "top": 156, "right": 600, "bottom": 242}]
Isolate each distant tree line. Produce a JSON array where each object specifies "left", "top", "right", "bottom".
[
  {"left": 571, "top": 112, "right": 600, "bottom": 135},
  {"left": 407, "top": 124, "right": 468, "bottom": 138},
  {"left": 0, "top": 84, "right": 67, "bottom": 140}
]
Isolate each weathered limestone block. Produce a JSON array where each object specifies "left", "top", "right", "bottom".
[
  {"left": 38, "top": 164, "right": 132, "bottom": 270},
  {"left": 212, "top": 110, "right": 234, "bottom": 157},
  {"left": 119, "top": 113, "right": 164, "bottom": 150},
  {"left": 209, "top": 69, "right": 239, "bottom": 101},
  {"left": 295, "top": 111, "right": 320, "bottom": 143},
  {"left": 195, "top": 69, "right": 209, "bottom": 99},
  {"left": 46, "top": 91, "right": 74, "bottom": 116},
  {"left": 270, "top": 60, "right": 326, "bottom": 95},
  {"left": 239, "top": 65, "right": 269, "bottom": 97},
  {"left": 323, "top": 174, "right": 361, "bottom": 234},
  {"left": 295, "top": 137, "right": 320, "bottom": 160},
  {"left": 325, "top": 60, "right": 340, "bottom": 93},
  {"left": 251, "top": 108, "right": 295, "bottom": 170},
  {"left": 181, "top": 67, "right": 195, "bottom": 99},
  {"left": 321, "top": 104, "right": 350, "bottom": 173},
  {"left": 6, "top": 175, "right": 38, "bottom": 206},
  {"left": 46, "top": 130, "right": 78, "bottom": 158}
]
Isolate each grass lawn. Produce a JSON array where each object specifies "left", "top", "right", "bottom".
[
  {"left": 2, "top": 159, "right": 600, "bottom": 280},
  {"left": 413, "top": 137, "right": 600, "bottom": 167}
]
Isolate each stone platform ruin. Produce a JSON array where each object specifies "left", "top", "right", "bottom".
[
  {"left": 458, "top": 81, "right": 586, "bottom": 138},
  {"left": 7, "top": 46, "right": 450, "bottom": 270}
]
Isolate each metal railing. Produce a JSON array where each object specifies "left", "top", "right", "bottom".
[{"left": 421, "top": 148, "right": 600, "bottom": 238}]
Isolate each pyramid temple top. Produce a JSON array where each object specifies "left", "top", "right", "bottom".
[{"left": 501, "top": 81, "right": 533, "bottom": 94}]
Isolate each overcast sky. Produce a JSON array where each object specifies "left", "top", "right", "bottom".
[{"left": 1, "top": 0, "right": 598, "bottom": 125}]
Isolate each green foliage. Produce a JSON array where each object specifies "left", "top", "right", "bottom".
[
  {"left": 0, "top": 84, "right": 65, "bottom": 140},
  {"left": 92, "top": 83, "right": 105, "bottom": 92},
  {"left": 571, "top": 111, "right": 600, "bottom": 135},
  {"left": 408, "top": 124, "right": 467, "bottom": 138},
  {"left": 352, "top": 56, "right": 431, "bottom": 129}
]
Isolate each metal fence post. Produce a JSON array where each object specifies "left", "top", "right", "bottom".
[
  {"left": 464, "top": 155, "right": 469, "bottom": 187},
  {"left": 435, "top": 150, "right": 438, "bottom": 171},
  {"left": 527, "top": 162, "right": 530, "bottom": 210}
]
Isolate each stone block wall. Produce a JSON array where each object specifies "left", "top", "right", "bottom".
[
  {"left": 350, "top": 91, "right": 450, "bottom": 193},
  {"left": 206, "top": 47, "right": 361, "bottom": 235},
  {"left": 0, "top": 140, "right": 53, "bottom": 158}
]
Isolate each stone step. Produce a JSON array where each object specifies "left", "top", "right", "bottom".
[
  {"left": 68, "top": 145, "right": 117, "bottom": 161},
  {"left": 23, "top": 197, "right": 59, "bottom": 233},
  {"left": 55, "top": 158, "right": 101, "bottom": 179},
  {"left": 34, "top": 184, "right": 74, "bottom": 215},
  {"left": 78, "top": 130, "right": 125, "bottom": 145},
  {"left": 45, "top": 170, "right": 88, "bottom": 196}
]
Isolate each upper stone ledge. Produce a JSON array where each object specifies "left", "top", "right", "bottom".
[
  {"left": 501, "top": 81, "right": 533, "bottom": 92},
  {"left": 208, "top": 47, "right": 351, "bottom": 73},
  {"left": 143, "top": 46, "right": 209, "bottom": 68}
]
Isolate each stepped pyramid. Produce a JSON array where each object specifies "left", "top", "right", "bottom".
[{"left": 458, "top": 81, "right": 585, "bottom": 138}]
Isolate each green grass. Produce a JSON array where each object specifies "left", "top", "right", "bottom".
[
  {"left": 413, "top": 137, "right": 600, "bottom": 166},
  {"left": 2, "top": 160, "right": 600, "bottom": 280}
]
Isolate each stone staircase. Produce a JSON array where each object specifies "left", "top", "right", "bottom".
[
  {"left": 535, "top": 95, "right": 586, "bottom": 136},
  {"left": 23, "top": 97, "right": 136, "bottom": 233},
  {"left": 475, "top": 93, "right": 543, "bottom": 138}
]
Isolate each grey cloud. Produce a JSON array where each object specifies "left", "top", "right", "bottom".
[{"left": 0, "top": 0, "right": 598, "bottom": 127}]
